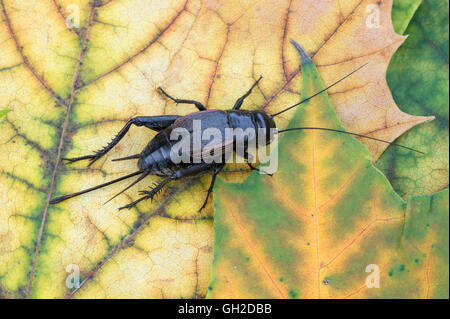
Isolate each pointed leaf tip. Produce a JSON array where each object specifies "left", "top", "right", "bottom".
[{"left": 290, "top": 39, "right": 312, "bottom": 65}]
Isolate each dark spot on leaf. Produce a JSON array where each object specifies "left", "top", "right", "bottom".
[{"left": 288, "top": 289, "right": 298, "bottom": 298}]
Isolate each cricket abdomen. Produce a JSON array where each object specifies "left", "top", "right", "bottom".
[{"left": 137, "top": 127, "right": 182, "bottom": 176}]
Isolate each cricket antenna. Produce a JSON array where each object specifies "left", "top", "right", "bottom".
[
  {"left": 277, "top": 127, "right": 424, "bottom": 154},
  {"left": 271, "top": 60, "right": 368, "bottom": 118}
]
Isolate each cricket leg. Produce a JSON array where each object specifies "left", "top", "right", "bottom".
[
  {"left": 244, "top": 151, "right": 273, "bottom": 176},
  {"left": 63, "top": 115, "right": 180, "bottom": 166},
  {"left": 158, "top": 87, "right": 207, "bottom": 111},
  {"left": 232, "top": 75, "right": 262, "bottom": 110},
  {"left": 120, "top": 163, "right": 216, "bottom": 210},
  {"left": 198, "top": 164, "right": 225, "bottom": 213}
]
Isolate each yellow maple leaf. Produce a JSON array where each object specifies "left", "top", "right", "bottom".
[{"left": 0, "top": 0, "right": 431, "bottom": 298}]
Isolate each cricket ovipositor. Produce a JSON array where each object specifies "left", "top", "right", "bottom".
[{"left": 50, "top": 40, "right": 422, "bottom": 212}]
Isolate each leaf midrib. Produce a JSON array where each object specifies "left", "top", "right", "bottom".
[
  {"left": 25, "top": 2, "right": 97, "bottom": 298},
  {"left": 1, "top": 0, "right": 396, "bottom": 298},
  {"left": 65, "top": 0, "right": 369, "bottom": 297}
]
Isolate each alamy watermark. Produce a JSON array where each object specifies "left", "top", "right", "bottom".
[
  {"left": 65, "top": 4, "right": 80, "bottom": 29},
  {"left": 366, "top": 4, "right": 381, "bottom": 29},
  {"left": 167, "top": 120, "right": 279, "bottom": 174},
  {"left": 365, "top": 264, "right": 380, "bottom": 288},
  {"left": 66, "top": 264, "right": 80, "bottom": 289}
]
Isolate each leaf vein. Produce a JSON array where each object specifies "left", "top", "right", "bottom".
[{"left": 0, "top": 0, "right": 65, "bottom": 104}]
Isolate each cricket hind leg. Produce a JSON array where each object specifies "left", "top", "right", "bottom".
[
  {"left": 232, "top": 76, "right": 262, "bottom": 110},
  {"left": 63, "top": 115, "right": 180, "bottom": 167},
  {"left": 120, "top": 163, "right": 216, "bottom": 210},
  {"left": 119, "top": 177, "right": 171, "bottom": 210},
  {"left": 158, "top": 87, "right": 207, "bottom": 111}
]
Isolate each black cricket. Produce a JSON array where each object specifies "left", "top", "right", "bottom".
[{"left": 50, "top": 40, "right": 421, "bottom": 212}]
